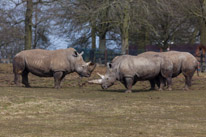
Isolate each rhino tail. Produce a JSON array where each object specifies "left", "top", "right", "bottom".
[
  {"left": 13, "top": 55, "right": 25, "bottom": 74},
  {"left": 160, "top": 69, "right": 172, "bottom": 79},
  {"left": 196, "top": 64, "right": 199, "bottom": 77},
  {"left": 160, "top": 60, "right": 173, "bottom": 79}
]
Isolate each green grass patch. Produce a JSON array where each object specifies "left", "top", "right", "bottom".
[{"left": 0, "top": 64, "right": 206, "bottom": 137}]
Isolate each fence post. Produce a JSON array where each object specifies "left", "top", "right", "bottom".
[
  {"left": 104, "top": 49, "right": 107, "bottom": 66},
  {"left": 90, "top": 49, "right": 95, "bottom": 63},
  {"left": 205, "top": 54, "right": 206, "bottom": 72},
  {"left": 200, "top": 52, "right": 203, "bottom": 72}
]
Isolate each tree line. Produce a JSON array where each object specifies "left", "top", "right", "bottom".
[{"left": 0, "top": 0, "right": 206, "bottom": 59}]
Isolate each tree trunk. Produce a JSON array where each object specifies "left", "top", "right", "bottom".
[
  {"left": 25, "top": 0, "right": 33, "bottom": 50},
  {"left": 121, "top": 1, "right": 130, "bottom": 55},
  {"left": 121, "top": 32, "right": 129, "bottom": 54},
  {"left": 200, "top": 18, "right": 206, "bottom": 46},
  {"left": 189, "top": 28, "right": 198, "bottom": 44},
  {"left": 90, "top": 25, "right": 96, "bottom": 62},
  {"left": 138, "top": 27, "right": 149, "bottom": 52},
  {"left": 99, "top": 32, "right": 107, "bottom": 65},
  {"left": 33, "top": 3, "right": 38, "bottom": 49},
  {"left": 99, "top": 33, "right": 106, "bottom": 53},
  {"left": 200, "top": 0, "right": 206, "bottom": 46},
  {"left": 91, "top": 26, "right": 96, "bottom": 50}
]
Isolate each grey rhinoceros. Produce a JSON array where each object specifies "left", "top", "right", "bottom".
[
  {"left": 89, "top": 55, "right": 173, "bottom": 93},
  {"left": 138, "top": 51, "right": 199, "bottom": 90},
  {"left": 13, "top": 48, "right": 96, "bottom": 88}
]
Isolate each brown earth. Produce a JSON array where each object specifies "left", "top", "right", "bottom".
[{"left": 0, "top": 63, "right": 206, "bottom": 137}]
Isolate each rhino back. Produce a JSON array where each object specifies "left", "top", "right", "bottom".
[
  {"left": 162, "top": 51, "right": 197, "bottom": 77},
  {"left": 138, "top": 51, "right": 160, "bottom": 57},
  {"left": 117, "top": 56, "right": 161, "bottom": 80},
  {"left": 179, "top": 52, "right": 198, "bottom": 71},
  {"left": 16, "top": 49, "right": 74, "bottom": 76},
  {"left": 19, "top": 49, "right": 52, "bottom": 76}
]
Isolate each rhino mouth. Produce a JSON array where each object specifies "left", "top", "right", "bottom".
[
  {"left": 89, "top": 73, "right": 115, "bottom": 90},
  {"left": 101, "top": 85, "right": 107, "bottom": 89},
  {"left": 101, "top": 83, "right": 114, "bottom": 89}
]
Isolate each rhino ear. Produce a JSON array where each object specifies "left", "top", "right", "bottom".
[
  {"left": 107, "top": 62, "right": 112, "bottom": 69},
  {"left": 79, "top": 51, "right": 84, "bottom": 56},
  {"left": 73, "top": 51, "right": 78, "bottom": 57}
]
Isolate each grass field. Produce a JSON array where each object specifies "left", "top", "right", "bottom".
[{"left": 0, "top": 64, "right": 206, "bottom": 137}]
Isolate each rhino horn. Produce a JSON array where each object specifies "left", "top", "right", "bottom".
[
  {"left": 89, "top": 63, "right": 96, "bottom": 72},
  {"left": 97, "top": 73, "right": 104, "bottom": 79},
  {"left": 86, "top": 61, "right": 91, "bottom": 66},
  {"left": 82, "top": 61, "right": 91, "bottom": 67},
  {"left": 88, "top": 79, "right": 102, "bottom": 84}
]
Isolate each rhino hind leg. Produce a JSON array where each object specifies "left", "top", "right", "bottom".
[
  {"left": 22, "top": 70, "right": 31, "bottom": 87},
  {"left": 13, "top": 56, "right": 25, "bottom": 86},
  {"left": 166, "top": 77, "right": 172, "bottom": 91},
  {"left": 14, "top": 73, "right": 21, "bottom": 86},
  {"left": 183, "top": 75, "right": 192, "bottom": 90},
  {"left": 158, "top": 76, "right": 169, "bottom": 91},
  {"left": 159, "top": 77, "right": 172, "bottom": 91},
  {"left": 183, "top": 69, "right": 196, "bottom": 90},
  {"left": 160, "top": 68, "right": 173, "bottom": 90},
  {"left": 149, "top": 80, "right": 156, "bottom": 90},
  {"left": 53, "top": 72, "right": 65, "bottom": 89}
]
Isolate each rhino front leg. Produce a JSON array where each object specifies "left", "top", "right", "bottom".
[
  {"left": 159, "top": 76, "right": 165, "bottom": 91},
  {"left": 151, "top": 77, "right": 163, "bottom": 90},
  {"left": 183, "top": 69, "right": 195, "bottom": 90},
  {"left": 123, "top": 77, "right": 134, "bottom": 93},
  {"left": 22, "top": 71, "right": 31, "bottom": 87},
  {"left": 53, "top": 72, "right": 65, "bottom": 89},
  {"left": 183, "top": 75, "right": 192, "bottom": 90}
]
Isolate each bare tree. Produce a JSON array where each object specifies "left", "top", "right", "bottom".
[
  {"left": 0, "top": 0, "right": 25, "bottom": 58},
  {"left": 137, "top": 0, "right": 194, "bottom": 49},
  {"left": 24, "top": 0, "right": 33, "bottom": 50},
  {"left": 1, "top": 0, "right": 204, "bottom": 59},
  {"left": 179, "top": 0, "right": 206, "bottom": 46}
]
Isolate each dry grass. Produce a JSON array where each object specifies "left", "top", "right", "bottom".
[{"left": 0, "top": 63, "right": 206, "bottom": 137}]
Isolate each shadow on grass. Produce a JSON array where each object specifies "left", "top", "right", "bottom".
[
  {"left": 96, "top": 88, "right": 154, "bottom": 93},
  {"left": 27, "top": 86, "right": 54, "bottom": 89},
  {"left": 3, "top": 85, "right": 54, "bottom": 89},
  {"left": 22, "top": 86, "right": 85, "bottom": 90}
]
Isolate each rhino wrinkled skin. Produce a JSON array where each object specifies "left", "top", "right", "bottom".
[
  {"left": 13, "top": 48, "right": 96, "bottom": 88},
  {"left": 138, "top": 51, "right": 199, "bottom": 90},
  {"left": 89, "top": 55, "right": 173, "bottom": 93}
]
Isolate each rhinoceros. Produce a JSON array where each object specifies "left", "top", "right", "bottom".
[
  {"left": 13, "top": 48, "right": 96, "bottom": 88},
  {"left": 138, "top": 51, "right": 199, "bottom": 90},
  {"left": 89, "top": 55, "right": 173, "bottom": 93}
]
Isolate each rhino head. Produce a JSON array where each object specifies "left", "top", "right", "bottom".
[
  {"left": 89, "top": 63, "right": 117, "bottom": 89},
  {"left": 72, "top": 51, "right": 96, "bottom": 77}
]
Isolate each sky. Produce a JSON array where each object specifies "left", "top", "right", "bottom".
[
  {"left": 48, "top": 35, "right": 107, "bottom": 50},
  {"left": 48, "top": 35, "right": 69, "bottom": 50}
]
